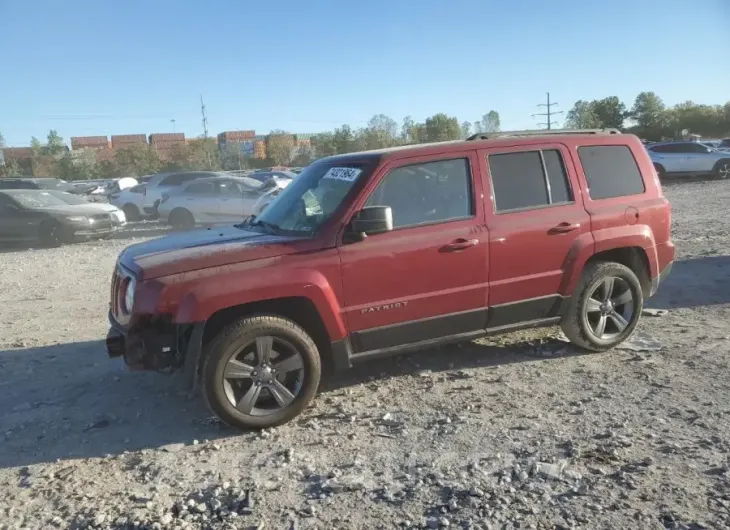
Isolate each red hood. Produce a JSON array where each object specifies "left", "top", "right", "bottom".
[{"left": 120, "top": 225, "right": 303, "bottom": 280}]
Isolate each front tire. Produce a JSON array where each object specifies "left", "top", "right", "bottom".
[
  {"left": 39, "top": 221, "right": 69, "bottom": 248},
  {"left": 561, "top": 262, "right": 643, "bottom": 352},
  {"left": 713, "top": 159, "right": 730, "bottom": 180},
  {"left": 169, "top": 208, "right": 195, "bottom": 230},
  {"left": 122, "top": 204, "right": 141, "bottom": 222},
  {"left": 653, "top": 163, "right": 666, "bottom": 180},
  {"left": 202, "top": 315, "right": 322, "bottom": 430}
]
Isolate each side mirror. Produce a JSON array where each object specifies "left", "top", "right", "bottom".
[{"left": 350, "top": 206, "right": 393, "bottom": 237}]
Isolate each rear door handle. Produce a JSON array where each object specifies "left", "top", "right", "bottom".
[
  {"left": 548, "top": 222, "right": 580, "bottom": 234},
  {"left": 442, "top": 238, "right": 479, "bottom": 252}
]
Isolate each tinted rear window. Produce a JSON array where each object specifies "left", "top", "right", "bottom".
[{"left": 578, "top": 146, "right": 645, "bottom": 200}]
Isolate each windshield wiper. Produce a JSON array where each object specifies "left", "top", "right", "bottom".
[{"left": 235, "top": 215, "right": 279, "bottom": 235}]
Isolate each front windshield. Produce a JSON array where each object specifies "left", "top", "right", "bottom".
[
  {"left": 46, "top": 190, "right": 89, "bottom": 205},
  {"left": 254, "top": 161, "right": 368, "bottom": 235},
  {"left": 36, "top": 179, "right": 73, "bottom": 192},
  {"left": 11, "top": 191, "right": 70, "bottom": 208}
]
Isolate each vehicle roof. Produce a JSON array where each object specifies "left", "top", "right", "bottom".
[
  {"left": 0, "top": 176, "right": 61, "bottom": 181},
  {"left": 178, "top": 175, "right": 263, "bottom": 188},
  {"left": 318, "top": 129, "right": 633, "bottom": 165},
  {"left": 0, "top": 188, "right": 55, "bottom": 195}
]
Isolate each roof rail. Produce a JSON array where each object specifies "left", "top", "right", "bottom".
[{"left": 466, "top": 128, "right": 622, "bottom": 141}]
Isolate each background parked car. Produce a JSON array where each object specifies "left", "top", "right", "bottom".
[
  {"left": 108, "top": 184, "right": 147, "bottom": 221},
  {"left": 646, "top": 141, "right": 730, "bottom": 179},
  {"left": 0, "top": 177, "right": 86, "bottom": 195},
  {"left": 252, "top": 177, "right": 294, "bottom": 215},
  {"left": 0, "top": 190, "right": 124, "bottom": 246},
  {"left": 157, "top": 176, "right": 266, "bottom": 229},
  {"left": 138, "top": 171, "right": 227, "bottom": 218},
  {"left": 46, "top": 190, "right": 126, "bottom": 225}
]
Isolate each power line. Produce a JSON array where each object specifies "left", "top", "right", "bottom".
[
  {"left": 531, "top": 92, "right": 564, "bottom": 130},
  {"left": 200, "top": 95, "right": 209, "bottom": 138}
]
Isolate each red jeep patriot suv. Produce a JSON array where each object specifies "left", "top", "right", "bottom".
[{"left": 107, "top": 129, "right": 675, "bottom": 430}]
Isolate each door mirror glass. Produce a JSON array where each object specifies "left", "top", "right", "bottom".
[{"left": 351, "top": 206, "right": 393, "bottom": 236}]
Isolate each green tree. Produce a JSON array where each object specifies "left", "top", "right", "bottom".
[
  {"left": 632, "top": 92, "right": 667, "bottom": 129},
  {"left": 400, "top": 116, "right": 418, "bottom": 143},
  {"left": 46, "top": 130, "right": 66, "bottom": 155},
  {"left": 423, "top": 113, "right": 461, "bottom": 142},
  {"left": 310, "top": 132, "right": 337, "bottom": 159},
  {"left": 474, "top": 111, "right": 501, "bottom": 133},
  {"left": 290, "top": 147, "right": 315, "bottom": 167},
  {"left": 30, "top": 137, "right": 42, "bottom": 157},
  {"left": 332, "top": 125, "right": 356, "bottom": 154},
  {"left": 358, "top": 114, "right": 399, "bottom": 150},
  {"left": 460, "top": 121, "right": 472, "bottom": 138},
  {"left": 219, "top": 143, "right": 249, "bottom": 171},
  {"left": 266, "top": 130, "right": 295, "bottom": 165},
  {"left": 564, "top": 100, "right": 602, "bottom": 129},
  {"left": 115, "top": 144, "right": 161, "bottom": 177},
  {"left": 591, "top": 97, "right": 628, "bottom": 129}
]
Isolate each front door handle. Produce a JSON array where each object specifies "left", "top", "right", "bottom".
[
  {"left": 441, "top": 238, "right": 479, "bottom": 252},
  {"left": 548, "top": 222, "right": 580, "bottom": 235}
]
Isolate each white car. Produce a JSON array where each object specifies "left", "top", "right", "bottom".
[
  {"left": 109, "top": 184, "right": 147, "bottom": 221},
  {"left": 139, "top": 171, "right": 225, "bottom": 218},
  {"left": 157, "top": 176, "right": 267, "bottom": 229},
  {"left": 647, "top": 141, "right": 730, "bottom": 179},
  {"left": 252, "top": 177, "right": 294, "bottom": 215}
]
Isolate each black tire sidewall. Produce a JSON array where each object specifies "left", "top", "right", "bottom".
[
  {"left": 576, "top": 264, "right": 643, "bottom": 349},
  {"left": 40, "top": 221, "right": 65, "bottom": 247},
  {"left": 170, "top": 208, "right": 194, "bottom": 229},
  {"left": 714, "top": 160, "right": 730, "bottom": 180},
  {"left": 653, "top": 163, "right": 666, "bottom": 179},
  {"left": 203, "top": 316, "right": 321, "bottom": 430},
  {"left": 122, "top": 204, "right": 140, "bottom": 221}
]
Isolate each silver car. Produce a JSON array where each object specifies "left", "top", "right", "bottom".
[
  {"left": 157, "top": 176, "right": 265, "bottom": 229},
  {"left": 646, "top": 141, "right": 730, "bottom": 179}
]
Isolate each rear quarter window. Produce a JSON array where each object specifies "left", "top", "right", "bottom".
[{"left": 578, "top": 145, "right": 645, "bottom": 200}]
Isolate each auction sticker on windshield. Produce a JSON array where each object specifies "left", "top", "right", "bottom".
[{"left": 322, "top": 167, "right": 362, "bottom": 182}]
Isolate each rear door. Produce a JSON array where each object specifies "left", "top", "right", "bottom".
[
  {"left": 648, "top": 144, "right": 685, "bottom": 173},
  {"left": 338, "top": 150, "right": 489, "bottom": 353},
  {"left": 479, "top": 143, "right": 592, "bottom": 329}
]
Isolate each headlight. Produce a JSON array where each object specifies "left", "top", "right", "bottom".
[
  {"left": 65, "top": 215, "right": 89, "bottom": 223},
  {"left": 114, "top": 210, "right": 126, "bottom": 223},
  {"left": 123, "top": 277, "right": 136, "bottom": 314}
]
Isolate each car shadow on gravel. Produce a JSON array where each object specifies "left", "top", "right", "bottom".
[
  {"left": 647, "top": 254, "right": 730, "bottom": 310},
  {"left": 0, "top": 335, "right": 571, "bottom": 469}
]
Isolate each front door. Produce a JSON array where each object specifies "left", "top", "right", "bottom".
[
  {"left": 337, "top": 150, "right": 489, "bottom": 354},
  {"left": 0, "top": 196, "right": 37, "bottom": 241},
  {"left": 479, "top": 144, "right": 592, "bottom": 329}
]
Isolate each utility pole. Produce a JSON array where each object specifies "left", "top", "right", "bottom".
[
  {"left": 200, "top": 95, "right": 209, "bottom": 139},
  {"left": 532, "top": 92, "right": 563, "bottom": 130}
]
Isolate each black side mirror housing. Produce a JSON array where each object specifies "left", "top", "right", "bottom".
[{"left": 347, "top": 206, "right": 393, "bottom": 241}]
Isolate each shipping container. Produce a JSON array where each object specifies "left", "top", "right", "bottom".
[
  {"left": 3, "top": 147, "right": 33, "bottom": 159},
  {"left": 71, "top": 136, "right": 109, "bottom": 149},
  {"left": 151, "top": 140, "right": 185, "bottom": 149},
  {"left": 217, "top": 130, "right": 256, "bottom": 142},
  {"left": 149, "top": 133, "right": 185, "bottom": 143},
  {"left": 111, "top": 134, "right": 147, "bottom": 148}
]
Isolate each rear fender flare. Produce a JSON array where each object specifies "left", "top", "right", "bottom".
[{"left": 559, "top": 225, "right": 657, "bottom": 296}]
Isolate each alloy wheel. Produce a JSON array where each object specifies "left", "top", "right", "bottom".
[
  {"left": 222, "top": 336, "right": 305, "bottom": 416},
  {"left": 718, "top": 163, "right": 730, "bottom": 180},
  {"left": 583, "top": 276, "right": 634, "bottom": 340}
]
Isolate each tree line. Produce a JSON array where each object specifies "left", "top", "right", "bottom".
[{"left": 1, "top": 91, "right": 728, "bottom": 180}]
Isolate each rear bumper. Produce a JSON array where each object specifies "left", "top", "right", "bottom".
[{"left": 649, "top": 260, "right": 673, "bottom": 297}]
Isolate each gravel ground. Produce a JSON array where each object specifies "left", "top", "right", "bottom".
[{"left": 1, "top": 181, "right": 729, "bottom": 530}]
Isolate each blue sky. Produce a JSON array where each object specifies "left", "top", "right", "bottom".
[{"left": 1, "top": 0, "right": 728, "bottom": 146}]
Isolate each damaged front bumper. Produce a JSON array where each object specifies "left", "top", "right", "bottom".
[{"left": 106, "top": 312, "right": 203, "bottom": 373}]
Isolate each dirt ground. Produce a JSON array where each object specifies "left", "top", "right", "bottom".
[{"left": 1, "top": 180, "right": 729, "bottom": 530}]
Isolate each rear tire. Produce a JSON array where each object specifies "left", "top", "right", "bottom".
[
  {"left": 713, "top": 159, "right": 730, "bottom": 180},
  {"left": 561, "top": 262, "right": 643, "bottom": 352},
  {"left": 169, "top": 208, "right": 195, "bottom": 230},
  {"left": 122, "top": 204, "right": 140, "bottom": 222},
  {"left": 653, "top": 163, "right": 666, "bottom": 179},
  {"left": 202, "top": 315, "right": 321, "bottom": 430}
]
